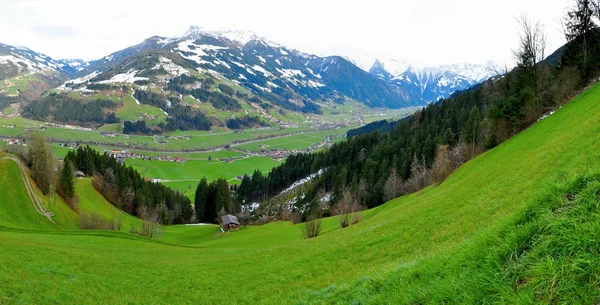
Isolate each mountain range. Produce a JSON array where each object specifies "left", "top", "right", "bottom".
[{"left": 0, "top": 26, "right": 497, "bottom": 120}]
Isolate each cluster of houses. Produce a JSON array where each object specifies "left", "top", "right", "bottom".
[
  {"left": 59, "top": 142, "right": 80, "bottom": 150},
  {"left": 5, "top": 138, "right": 23, "bottom": 145},
  {"left": 104, "top": 149, "right": 188, "bottom": 164}
]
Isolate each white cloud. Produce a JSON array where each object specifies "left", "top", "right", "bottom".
[{"left": 0, "top": 0, "right": 571, "bottom": 65}]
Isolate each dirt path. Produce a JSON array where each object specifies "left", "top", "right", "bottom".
[{"left": 0, "top": 157, "right": 55, "bottom": 224}]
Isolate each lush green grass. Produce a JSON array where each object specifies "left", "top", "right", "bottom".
[
  {"left": 0, "top": 116, "right": 325, "bottom": 151},
  {"left": 0, "top": 74, "right": 42, "bottom": 96},
  {"left": 74, "top": 178, "right": 142, "bottom": 231},
  {"left": 116, "top": 90, "right": 166, "bottom": 125},
  {"left": 129, "top": 149, "right": 242, "bottom": 159},
  {"left": 1, "top": 105, "right": 16, "bottom": 115},
  {"left": 0, "top": 157, "right": 79, "bottom": 230},
  {"left": 126, "top": 156, "right": 280, "bottom": 200},
  {"left": 1, "top": 83, "right": 600, "bottom": 303},
  {"left": 299, "top": 173, "right": 600, "bottom": 304},
  {"left": 235, "top": 128, "right": 349, "bottom": 151}
]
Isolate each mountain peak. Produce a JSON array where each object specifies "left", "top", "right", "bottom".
[{"left": 184, "top": 25, "right": 202, "bottom": 38}]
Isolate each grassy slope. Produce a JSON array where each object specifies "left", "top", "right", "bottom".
[
  {"left": 0, "top": 157, "right": 79, "bottom": 230},
  {"left": 1, "top": 83, "right": 600, "bottom": 304},
  {"left": 74, "top": 178, "right": 142, "bottom": 232},
  {"left": 116, "top": 90, "right": 166, "bottom": 125}
]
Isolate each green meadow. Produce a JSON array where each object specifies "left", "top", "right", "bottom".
[
  {"left": 126, "top": 156, "right": 281, "bottom": 199},
  {"left": 2, "top": 83, "right": 600, "bottom": 303},
  {"left": 234, "top": 128, "right": 350, "bottom": 151}
]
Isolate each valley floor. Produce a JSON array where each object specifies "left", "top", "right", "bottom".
[{"left": 2, "top": 84, "right": 600, "bottom": 303}]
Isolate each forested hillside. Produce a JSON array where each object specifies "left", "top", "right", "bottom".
[{"left": 238, "top": 11, "right": 600, "bottom": 214}]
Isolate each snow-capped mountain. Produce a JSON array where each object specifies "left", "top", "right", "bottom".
[
  {"left": 0, "top": 43, "right": 70, "bottom": 101},
  {"left": 369, "top": 59, "right": 497, "bottom": 103},
  {"left": 325, "top": 46, "right": 498, "bottom": 103},
  {"left": 72, "top": 26, "right": 415, "bottom": 110}
]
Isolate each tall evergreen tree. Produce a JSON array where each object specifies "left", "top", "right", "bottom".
[
  {"left": 58, "top": 160, "right": 75, "bottom": 200},
  {"left": 215, "top": 178, "right": 231, "bottom": 214},
  {"left": 464, "top": 106, "right": 481, "bottom": 157},
  {"left": 194, "top": 177, "right": 208, "bottom": 223},
  {"left": 564, "top": 0, "right": 596, "bottom": 64},
  {"left": 205, "top": 182, "right": 218, "bottom": 223}
]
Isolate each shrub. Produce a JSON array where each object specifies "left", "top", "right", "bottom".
[
  {"left": 80, "top": 213, "right": 117, "bottom": 230},
  {"left": 302, "top": 218, "right": 322, "bottom": 239},
  {"left": 332, "top": 189, "right": 363, "bottom": 228},
  {"left": 130, "top": 206, "right": 162, "bottom": 239},
  {"left": 352, "top": 213, "right": 362, "bottom": 225}
]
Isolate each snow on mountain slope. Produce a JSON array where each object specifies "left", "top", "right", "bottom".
[
  {"left": 68, "top": 26, "right": 415, "bottom": 110},
  {"left": 0, "top": 43, "right": 73, "bottom": 101},
  {"left": 368, "top": 59, "right": 497, "bottom": 103},
  {"left": 325, "top": 45, "right": 497, "bottom": 103}
]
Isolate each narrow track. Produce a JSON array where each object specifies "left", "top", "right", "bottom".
[{"left": 0, "top": 157, "right": 55, "bottom": 224}]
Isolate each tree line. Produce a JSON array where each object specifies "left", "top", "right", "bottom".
[
  {"left": 194, "top": 177, "right": 241, "bottom": 223},
  {"left": 23, "top": 93, "right": 120, "bottom": 126},
  {"left": 226, "top": 115, "right": 268, "bottom": 129}
]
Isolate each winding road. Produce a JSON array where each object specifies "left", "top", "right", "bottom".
[{"left": 1, "top": 156, "right": 55, "bottom": 224}]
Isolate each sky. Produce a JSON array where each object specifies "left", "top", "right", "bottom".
[{"left": 0, "top": 0, "right": 572, "bottom": 67}]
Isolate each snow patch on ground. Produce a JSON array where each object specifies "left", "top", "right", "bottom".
[
  {"left": 251, "top": 65, "right": 272, "bottom": 77},
  {"left": 231, "top": 60, "right": 246, "bottom": 68},
  {"left": 131, "top": 89, "right": 140, "bottom": 105},
  {"left": 98, "top": 70, "right": 148, "bottom": 84},
  {"left": 153, "top": 56, "right": 187, "bottom": 76},
  {"left": 278, "top": 68, "right": 306, "bottom": 79},
  {"left": 253, "top": 83, "right": 271, "bottom": 92},
  {"left": 538, "top": 109, "right": 557, "bottom": 121},
  {"left": 279, "top": 169, "right": 324, "bottom": 195},
  {"left": 306, "top": 80, "right": 325, "bottom": 88}
]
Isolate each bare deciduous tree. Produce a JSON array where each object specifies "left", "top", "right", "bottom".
[
  {"left": 301, "top": 218, "right": 322, "bottom": 238},
  {"left": 383, "top": 170, "right": 404, "bottom": 202},
  {"left": 430, "top": 145, "right": 452, "bottom": 184},
  {"left": 357, "top": 178, "right": 369, "bottom": 205},
  {"left": 406, "top": 155, "right": 428, "bottom": 193},
  {"left": 236, "top": 211, "right": 251, "bottom": 227},
  {"left": 332, "top": 189, "right": 362, "bottom": 228},
  {"left": 514, "top": 15, "right": 547, "bottom": 69},
  {"left": 133, "top": 205, "right": 163, "bottom": 239}
]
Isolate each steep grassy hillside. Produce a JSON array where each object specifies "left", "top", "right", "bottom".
[
  {"left": 1, "top": 83, "right": 600, "bottom": 304},
  {"left": 0, "top": 157, "right": 79, "bottom": 230},
  {"left": 75, "top": 178, "right": 142, "bottom": 232}
]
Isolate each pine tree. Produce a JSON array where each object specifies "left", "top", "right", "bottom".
[
  {"left": 564, "top": 0, "right": 596, "bottom": 64},
  {"left": 215, "top": 179, "right": 231, "bottom": 214},
  {"left": 205, "top": 182, "right": 218, "bottom": 223},
  {"left": 464, "top": 106, "right": 481, "bottom": 157},
  {"left": 194, "top": 177, "right": 208, "bottom": 223},
  {"left": 58, "top": 160, "right": 75, "bottom": 199}
]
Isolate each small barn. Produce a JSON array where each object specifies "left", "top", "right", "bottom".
[
  {"left": 221, "top": 214, "right": 240, "bottom": 231},
  {"left": 72, "top": 170, "right": 85, "bottom": 178}
]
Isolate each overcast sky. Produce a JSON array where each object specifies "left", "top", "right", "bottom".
[{"left": 0, "top": 0, "right": 571, "bottom": 66}]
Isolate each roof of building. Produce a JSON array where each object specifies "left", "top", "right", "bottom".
[
  {"left": 72, "top": 170, "right": 85, "bottom": 177},
  {"left": 221, "top": 214, "right": 240, "bottom": 226}
]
